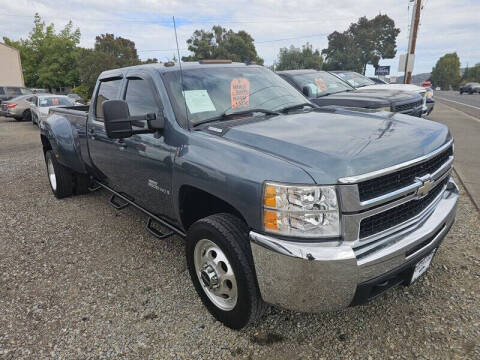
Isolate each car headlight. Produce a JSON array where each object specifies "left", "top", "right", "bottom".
[
  {"left": 377, "top": 106, "right": 391, "bottom": 112},
  {"left": 263, "top": 182, "right": 340, "bottom": 238}
]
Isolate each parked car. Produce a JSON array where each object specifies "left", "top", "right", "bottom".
[
  {"left": 369, "top": 77, "right": 388, "bottom": 84},
  {"left": 425, "top": 87, "right": 435, "bottom": 115},
  {"left": 30, "top": 95, "right": 74, "bottom": 126},
  {"left": 330, "top": 71, "right": 428, "bottom": 116},
  {"left": 40, "top": 61, "right": 457, "bottom": 329},
  {"left": 459, "top": 82, "right": 480, "bottom": 94},
  {"left": 30, "top": 88, "right": 50, "bottom": 94},
  {"left": 278, "top": 70, "right": 423, "bottom": 117},
  {"left": 0, "top": 86, "right": 32, "bottom": 105},
  {"left": 67, "top": 93, "right": 84, "bottom": 104},
  {"left": 0, "top": 94, "right": 35, "bottom": 121}
]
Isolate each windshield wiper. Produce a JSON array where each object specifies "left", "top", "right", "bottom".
[
  {"left": 192, "top": 108, "right": 279, "bottom": 128},
  {"left": 278, "top": 102, "right": 316, "bottom": 112}
]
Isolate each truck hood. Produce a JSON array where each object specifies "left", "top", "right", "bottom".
[
  {"left": 362, "top": 84, "right": 426, "bottom": 94},
  {"left": 311, "top": 89, "right": 418, "bottom": 108},
  {"left": 219, "top": 108, "right": 450, "bottom": 184}
]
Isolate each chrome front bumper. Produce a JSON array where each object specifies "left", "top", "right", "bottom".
[{"left": 250, "top": 178, "right": 458, "bottom": 313}]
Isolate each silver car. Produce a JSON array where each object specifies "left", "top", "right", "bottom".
[
  {"left": 0, "top": 94, "right": 36, "bottom": 121},
  {"left": 30, "top": 95, "right": 74, "bottom": 126}
]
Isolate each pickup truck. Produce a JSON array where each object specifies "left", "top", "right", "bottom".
[
  {"left": 40, "top": 61, "right": 458, "bottom": 329},
  {"left": 277, "top": 70, "right": 423, "bottom": 116}
]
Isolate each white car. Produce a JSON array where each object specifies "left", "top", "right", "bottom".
[
  {"left": 330, "top": 71, "right": 428, "bottom": 117},
  {"left": 30, "top": 95, "right": 74, "bottom": 126}
]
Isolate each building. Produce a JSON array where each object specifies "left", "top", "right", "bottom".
[{"left": 0, "top": 42, "right": 24, "bottom": 87}]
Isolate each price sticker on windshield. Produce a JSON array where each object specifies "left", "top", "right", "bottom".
[
  {"left": 52, "top": 98, "right": 59, "bottom": 105},
  {"left": 230, "top": 78, "right": 250, "bottom": 108},
  {"left": 314, "top": 78, "right": 328, "bottom": 92}
]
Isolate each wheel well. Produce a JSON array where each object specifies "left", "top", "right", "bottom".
[
  {"left": 40, "top": 135, "right": 52, "bottom": 154},
  {"left": 179, "top": 186, "right": 246, "bottom": 230}
]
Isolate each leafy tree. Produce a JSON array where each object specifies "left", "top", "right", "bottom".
[
  {"left": 275, "top": 43, "right": 323, "bottom": 71},
  {"left": 3, "top": 13, "right": 80, "bottom": 89},
  {"left": 143, "top": 58, "right": 159, "bottom": 64},
  {"left": 182, "top": 26, "right": 263, "bottom": 64},
  {"left": 431, "top": 53, "right": 461, "bottom": 90},
  {"left": 77, "top": 34, "right": 141, "bottom": 97},
  {"left": 461, "top": 63, "right": 480, "bottom": 84},
  {"left": 322, "top": 15, "right": 400, "bottom": 74}
]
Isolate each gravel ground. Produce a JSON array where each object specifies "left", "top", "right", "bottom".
[{"left": 0, "top": 115, "right": 479, "bottom": 359}]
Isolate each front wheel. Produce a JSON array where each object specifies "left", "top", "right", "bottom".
[{"left": 186, "top": 213, "right": 266, "bottom": 329}]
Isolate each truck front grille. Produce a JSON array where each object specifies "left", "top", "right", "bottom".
[
  {"left": 358, "top": 146, "right": 453, "bottom": 201},
  {"left": 359, "top": 177, "right": 448, "bottom": 239},
  {"left": 393, "top": 100, "right": 422, "bottom": 112}
]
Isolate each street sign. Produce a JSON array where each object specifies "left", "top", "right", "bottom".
[
  {"left": 375, "top": 66, "right": 390, "bottom": 76},
  {"left": 398, "top": 54, "right": 415, "bottom": 73}
]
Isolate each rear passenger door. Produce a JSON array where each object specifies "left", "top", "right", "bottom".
[{"left": 117, "top": 70, "right": 176, "bottom": 219}]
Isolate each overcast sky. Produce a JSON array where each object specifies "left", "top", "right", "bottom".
[{"left": 1, "top": 0, "right": 478, "bottom": 77}]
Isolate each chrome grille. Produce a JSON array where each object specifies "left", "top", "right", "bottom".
[
  {"left": 358, "top": 146, "right": 453, "bottom": 201},
  {"left": 393, "top": 100, "right": 422, "bottom": 112},
  {"left": 359, "top": 177, "right": 448, "bottom": 239}
]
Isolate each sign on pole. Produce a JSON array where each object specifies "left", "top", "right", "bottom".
[
  {"left": 398, "top": 54, "right": 415, "bottom": 73},
  {"left": 375, "top": 66, "right": 390, "bottom": 76}
]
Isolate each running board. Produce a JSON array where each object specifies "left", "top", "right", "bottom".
[
  {"left": 88, "top": 184, "right": 102, "bottom": 192},
  {"left": 109, "top": 193, "right": 129, "bottom": 210},
  {"left": 146, "top": 217, "right": 175, "bottom": 239}
]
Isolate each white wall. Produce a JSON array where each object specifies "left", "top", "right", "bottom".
[{"left": 0, "top": 43, "right": 24, "bottom": 87}]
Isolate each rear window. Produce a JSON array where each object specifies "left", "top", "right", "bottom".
[
  {"left": 95, "top": 79, "right": 123, "bottom": 119},
  {"left": 6, "top": 87, "right": 22, "bottom": 96}
]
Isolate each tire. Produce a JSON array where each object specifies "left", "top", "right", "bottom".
[
  {"left": 186, "top": 213, "right": 266, "bottom": 329},
  {"left": 459, "top": 91, "right": 463, "bottom": 95},
  {"left": 14, "top": 116, "right": 22, "bottom": 122},
  {"left": 45, "top": 150, "right": 73, "bottom": 199},
  {"left": 22, "top": 109, "right": 31, "bottom": 122}
]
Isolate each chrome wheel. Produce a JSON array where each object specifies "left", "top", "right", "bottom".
[
  {"left": 47, "top": 158, "right": 57, "bottom": 191},
  {"left": 194, "top": 239, "right": 238, "bottom": 311}
]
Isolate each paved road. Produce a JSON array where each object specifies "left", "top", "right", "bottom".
[
  {"left": 427, "top": 101, "right": 480, "bottom": 210},
  {"left": 435, "top": 90, "right": 480, "bottom": 119}
]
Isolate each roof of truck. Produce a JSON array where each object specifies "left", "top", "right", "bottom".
[{"left": 99, "top": 61, "right": 261, "bottom": 80}]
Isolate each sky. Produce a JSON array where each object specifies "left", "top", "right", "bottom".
[{"left": 1, "top": 0, "right": 479, "bottom": 77}]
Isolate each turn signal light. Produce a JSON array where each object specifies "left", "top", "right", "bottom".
[{"left": 263, "top": 210, "right": 278, "bottom": 231}]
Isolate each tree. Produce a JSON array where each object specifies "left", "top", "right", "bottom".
[
  {"left": 322, "top": 15, "right": 400, "bottom": 74},
  {"left": 431, "top": 53, "right": 461, "bottom": 90},
  {"left": 461, "top": 63, "right": 480, "bottom": 84},
  {"left": 182, "top": 26, "right": 263, "bottom": 64},
  {"left": 3, "top": 13, "right": 81, "bottom": 89},
  {"left": 275, "top": 43, "right": 323, "bottom": 71},
  {"left": 76, "top": 34, "right": 141, "bottom": 97}
]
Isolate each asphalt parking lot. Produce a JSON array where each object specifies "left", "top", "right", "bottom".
[{"left": 0, "top": 114, "right": 479, "bottom": 359}]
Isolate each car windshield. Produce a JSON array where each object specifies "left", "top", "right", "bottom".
[
  {"left": 289, "top": 71, "right": 353, "bottom": 97},
  {"left": 334, "top": 72, "right": 376, "bottom": 88},
  {"left": 38, "top": 97, "right": 73, "bottom": 107},
  {"left": 163, "top": 66, "right": 311, "bottom": 126}
]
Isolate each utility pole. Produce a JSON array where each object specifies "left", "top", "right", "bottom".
[{"left": 404, "top": 0, "right": 422, "bottom": 84}]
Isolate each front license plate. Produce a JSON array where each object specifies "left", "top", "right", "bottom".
[{"left": 410, "top": 249, "right": 436, "bottom": 284}]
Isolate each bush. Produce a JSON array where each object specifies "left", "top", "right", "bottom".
[{"left": 72, "top": 84, "right": 91, "bottom": 103}]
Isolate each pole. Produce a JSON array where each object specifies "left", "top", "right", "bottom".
[{"left": 405, "top": 0, "right": 422, "bottom": 84}]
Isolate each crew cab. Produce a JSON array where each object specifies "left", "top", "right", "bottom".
[
  {"left": 277, "top": 70, "right": 423, "bottom": 116},
  {"left": 40, "top": 61, "right": 458, "bottom": 329}
]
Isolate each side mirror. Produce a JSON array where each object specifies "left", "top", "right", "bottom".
[
  {"left": 102, "top": 100, "right": 133, "bottom": 139},
  {"left": 302, "top": 85, "right": 313, "bottom": 98},
  {"left": 102, "top": 100, "right": 164, "bottom": 139}
]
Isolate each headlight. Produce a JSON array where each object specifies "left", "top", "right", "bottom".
[
  {"left": 263, "top": 182, "right": 340, "bottom": 238},
  {"left": 377, "top": 106, "right": 391, "bottom": 112}
]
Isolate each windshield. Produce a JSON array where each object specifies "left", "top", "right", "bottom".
[
  {"left": 163, "top": 66, "right": 310, "bottom": 126},
  {"left": 289, "top": 71, "right": 353, "bottom": 97},
  {"left": 39, "top": 97, "right": 73, "bottom": 107},
  {"left": 334, "top": 72, "right": 376, "bottom": 88}
]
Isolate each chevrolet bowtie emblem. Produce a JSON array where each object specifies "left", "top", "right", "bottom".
[{"left": 416, "top": 175, "right": 434, "bottom": 198}]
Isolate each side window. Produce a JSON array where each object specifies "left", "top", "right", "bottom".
[
  {"left": 95, "top": 78, "right": 122, "bottom": 119},
  {"left": 125, "top": 78, "right": 159, "bottom": 117}
]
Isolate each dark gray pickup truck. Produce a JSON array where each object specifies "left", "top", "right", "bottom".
[{"left": 40, "top": 61, "right": 458, "bottom": 329}]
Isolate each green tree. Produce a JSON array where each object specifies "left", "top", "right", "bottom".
[
  {"left": 76, "top": 34, "right": 141, "bottom": 97},
  {"left": 461, "top": 63, "right": 480, "bottom": 84},
  {"left": 182, "top": 26, "right": 263, "bottom": 64},
  {"left": 3, "top": 13, "right": 80, "bottom": 89},
  {"left": 275, "top": 43, "right": 323, "bottom": 71},
  {"left": 322, "top": 14, "right": 400, "bottom": 74},
  {"left": 431, "top": 53, "right": 461, "bottom": 90}
]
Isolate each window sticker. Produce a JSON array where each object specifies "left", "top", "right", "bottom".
[
  {"left": 230, "top": 78, "right": 250, "bottom": 108},
  {"left": 183, "top": 90, "right": 216, "bottom": 114},
  {"left": 52, "top": 97, "right": 59, "bottom": 105},
  {"left": 314, "top": 78, "right": 328, "bottom": 92}
]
